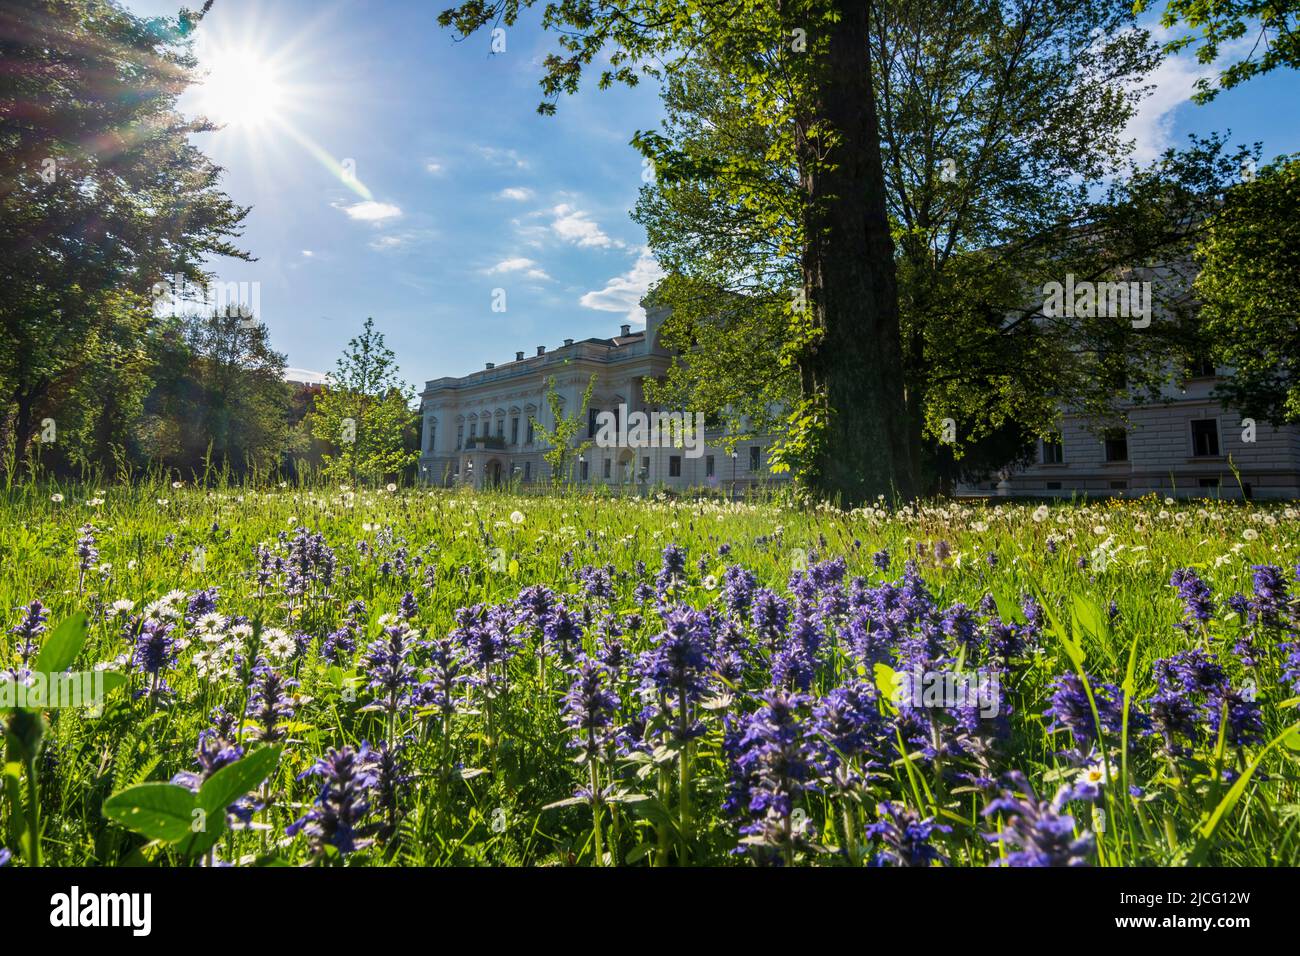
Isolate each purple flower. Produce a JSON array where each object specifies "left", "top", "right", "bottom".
[
  {"left": 866, "top": 802, "right": 950, "bottom": 866},
  {"left": 1170, "top": 568, "right": 1214, "bottom": 630},
  {"left": 983, "top": 772, "right": 1094, "bottom": 867},
  {"left": 363, "top": 623, "right": 422, "bottom": 713},
  {"left": 132, "top": 618, "right": 176, "bottom": 675},
  {"left": 8, "top": 600, "right": 49, "bottom": 667},
  {"left": 562, "top": 657, "right": 620, "bottom": 761},
  {"left": 245, "top": 660, "right": 298, "bottom": 743},
  {"left": 728, "top": 690, "right": 825, "bottom": 862},
  {"left": 287, "top": 745, "right": 378, "bottom": 856},
  {"left": 1044, "top": 672, "right": 1130, "bottom": 749},
  {"left": 1249, "top": 565, "right": 1290, "bottom": 629}
]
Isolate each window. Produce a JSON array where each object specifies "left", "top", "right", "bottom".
[
  {"left": 669, "top": 456, "right": 682, "bottom": 477},
  {"left": 524, "top": 461, "right": 531, "bottom": 482},
  {"left": 469, "top": 423, "right": 477, "bottom": 440},
  {"left": 456, "top": 424, "right": 464, "bottom": 450},
  {"left": 526, "top": 420, "right": 535, "bottom": 445},
  {"left": 1187, "top": 355, "right": 1217, "bottom": 379},
  {"left": 603, "top": 458, "right": 611, "bottom": 479},
  {"left": 641, "top": 456, "right": 650, "bottom": 478},
  {"left": 706, "top": 455, "right": 715, "bottom": 478},
  {"left": 1046, "top": 481, "right": 1062, "bottom": 491},
  {"left": 588, "top": 408, "right": 600, "bottom": 438},
  {"left": 1198, "top": 477, "right": 1220, "bottom": 489},
  {"left": 1191, "top": 419, "right": 1220, "bottom": 457},
  {"left": 748, "top": 446, "right": 760, "bottom": 472},
  {"left": 496, "top": 419, "right": 504, "bottom": 438},
  {"left": 1041, "top": 433, "right": 1064, "bottom": 465},
  {"left": 1109, "top": 480, "right": 1128, "bottom": 491},
  {"left": 511, "top": 417, "right": 519, "bottom": 445},
  {"left": 1103, "top": 429, "right": 1128, "bottom": 462},
  {"left": 580, "top": 459, "right": 589, "bottom": 481}
]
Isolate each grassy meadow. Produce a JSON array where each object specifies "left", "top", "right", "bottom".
[{"left": 1, "top": 477, "right": 1299, "bottom": 866}]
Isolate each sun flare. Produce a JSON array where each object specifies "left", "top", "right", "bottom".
[{"left": 194, "top": 48, "right": 288, "bottom": 129}]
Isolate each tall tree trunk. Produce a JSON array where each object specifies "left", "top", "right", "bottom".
[{"left": 796, "top": 0, "right": 916, "bottom": 505}]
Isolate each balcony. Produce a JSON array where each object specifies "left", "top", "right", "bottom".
[{"left": 464, "top": 435, "right": 507, "bottom": 451}]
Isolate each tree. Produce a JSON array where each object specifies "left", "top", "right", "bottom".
[
  {"left": 136, "top": 309, "right": 291, "bottom": 477},
  {"left": 1196, "top": 156, "right": 1300, "bottom": 423},
  {"left": 438, "top": 0, "right": 916, "bottom": 504},
  {"left": 1137, "top": 0, "right": 1300, "bottom": 102},
  {"left": 531, "top": 374, "right": 596, "bottom": 485},
  {"left": 0, "top": 0, "right": 250, "bottom": 468},
  {"left": 633, "top": 2, "right": 1228, "bottom": 493},
  {"left": 309, "top": 318, "right": 417, "bottom": 485}
]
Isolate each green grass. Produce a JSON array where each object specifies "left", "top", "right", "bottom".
[{"left": 1, "top": 475, "right": 1298, "bottom": 866}]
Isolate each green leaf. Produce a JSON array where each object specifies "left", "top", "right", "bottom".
[
  {"left": 873, "top": 662, "right": 900, "bottom": 715},
  {"left": 33, "top": 612, "right": 88, "bottom": 674},
  {"left": 102, "top": 783, "right": 197, "bottom": 844},
  {"left": 198, "top": 745, "right": 281, "bottom": 819}
]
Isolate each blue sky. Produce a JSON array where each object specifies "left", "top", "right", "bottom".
[{"left": 122, "top": 0, "right": 1299, "bottom": 392}]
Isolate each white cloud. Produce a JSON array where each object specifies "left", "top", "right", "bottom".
[
  {"left": 484, "top": 257, "right": 550, "bottom": 280},
  {"left": 497, "top": 186, "right": 534, "bottom": 201},
  {"left": 551, "top": 203, "right": 622, "bottom": 249},
  {"left": 1123, "top": 25, "right": 1257, "bottom": 163},
  {"left": 580, "top": 249, "right": 664, "bottom": 322},
  {"left": 475, "top": 146, "right": 529, "bottom": 170},
  {"left": 301, "top": 250, "right": 314, "bottom": 258},
  {"left": 336, "top": 200, "right": 403, "bottom": 222},
  {"left": 425, "top": 160, "right": 445, "bottom": 175}
]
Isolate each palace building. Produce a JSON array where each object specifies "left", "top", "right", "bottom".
[{"left": 417, "top": 304, "right": 791, "bottom": 492}]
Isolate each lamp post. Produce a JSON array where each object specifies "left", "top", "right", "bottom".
[{"left": 731, "top": 451, "right": 738, "bottom": 500}]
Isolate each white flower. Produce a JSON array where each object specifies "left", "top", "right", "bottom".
[
  {"left": 510, "top": 510, "right": 525, "bottom": 525},
  {"left": 86, "top": 498, "right": 104, "bottom": 507},
  {"left": 1164, "top": 497, "right": 1174, "bottom": 506},
  {"left": 702, "top": 574, "right": 718, "bottom": 591},
  {"left": 50, "top": 493, "right": 64, "bottom": 503},
  {"left": 156, "top": 499, "right": 168, "bottom": 506},
  {"left": 110, "top": 599, "right": 135, "bottom": 615},
  {"left": 172, "top": 481, "right": 183, "bottom": 489},
  {"left": 196, "top": 612, "right": 226, "bottom": 634},
  {"left": 228, "top": 622, "right": 254, "bottom": 641},
  {"left": 1078, "top": 764, "right": 1109, "bottom": 787},
  {"left": 386, "top": 483, "right": 398, "bottom": 492},
  {"left": 1243, "top": 528, "right": 1260, "bottom": 541},
  {"left": 1032, "top": 505, "right": 1049, "bottom": 522},
  {"left": 266, "top": 633, "right": 297, "bottom": 661}
]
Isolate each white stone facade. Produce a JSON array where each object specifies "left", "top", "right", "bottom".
[
  {"left": 418, "top": 306, "right": 791, "bottom": 493},
  {"left": 965, "top": 372, "right": 1300, "bottom": 500}
]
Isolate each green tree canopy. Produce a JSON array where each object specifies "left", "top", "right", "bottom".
[
  {"left": 310, "top": 318, "right": 417, "bottom": 485},
  {"left": 1197, "top": 156, "right": 1300, "bottom": 423}
]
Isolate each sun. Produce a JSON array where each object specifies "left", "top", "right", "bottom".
[{"left": 194, "top": 48, "right": 289, "bottom": 129}]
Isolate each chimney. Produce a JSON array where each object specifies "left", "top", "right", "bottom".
[
  {"left": 516, "top": 351, "right": 524, "bottom": 361},
  {"left": 620, "top": 324, "right": 631, "bottom": 337},
  {"left": 536, "top": 345, "right": 546, "bottom": 356},
  {"left": 485, "top": 362, "right": 495, "bottom": 370},
  {"left": 564, "top": 338, "right": 574, "bottom": 347}
]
